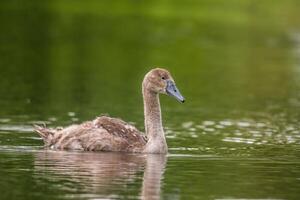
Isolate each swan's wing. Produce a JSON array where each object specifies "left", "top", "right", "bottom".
[{"left": 92, "top": 116, "right": 147, "bottom": 143}]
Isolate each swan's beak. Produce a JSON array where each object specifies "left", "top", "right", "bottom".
[{"left": 166, "top": 80, "right": 185, "bottom": 103}]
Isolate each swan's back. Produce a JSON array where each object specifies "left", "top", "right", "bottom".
[{"left": 35, "top": 116, "right": 147, "bottom": 152}]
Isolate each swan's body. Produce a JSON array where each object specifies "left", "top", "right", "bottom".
[
  {"left": 35, "top": 116, "right": 147, "bottom": 152},
  {"left": 35, "top": 68, "right": 184, "bottom": 154}
]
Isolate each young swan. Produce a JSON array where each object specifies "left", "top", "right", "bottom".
[{"left": 35, "top": 68, "right": 185, "bottom": 154}]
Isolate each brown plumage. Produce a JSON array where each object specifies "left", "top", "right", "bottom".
[{"left": 35, "top": 68, "right": 185, "bottom": 154}]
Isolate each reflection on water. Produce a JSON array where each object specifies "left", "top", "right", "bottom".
[
  {"left": 34, "top": 151, "right": 166, "bottom": 200},
  {"left": 142, "top": 154, "right": 166, "bottom": 200}
]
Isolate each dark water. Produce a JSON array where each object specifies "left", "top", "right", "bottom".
[{"left": 1, "top": 0, "right": 300, "bottom": 199}]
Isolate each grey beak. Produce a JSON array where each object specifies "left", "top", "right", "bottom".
[{"left": 166, "top": 80, "right": 185, "bottom": 103}]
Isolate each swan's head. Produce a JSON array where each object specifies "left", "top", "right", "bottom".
[{"left": 143, "top": 68, "right": 185, "bottom": 103}]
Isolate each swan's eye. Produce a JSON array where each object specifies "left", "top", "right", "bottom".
[{"left": 161, "top": 76, "right": 165, "bottom": 80}]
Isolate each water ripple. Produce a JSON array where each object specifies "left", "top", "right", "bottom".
[
  {"left": 0, "top": 124, "right": 34, "bottom": 133},
  {"left": 178, "top": 117, "right": 300, "bottom": 146}
]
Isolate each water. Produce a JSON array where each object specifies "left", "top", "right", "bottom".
[{"left": 1, "top": 0, "right": 300, "bottom": 199}]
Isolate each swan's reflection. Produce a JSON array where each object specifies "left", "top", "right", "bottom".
[
  {"left": 142, "top": 154, "right": 166, "bottom": 200},
  {"left": 34, "top": 151, "right": 166, "bottom": 199}
]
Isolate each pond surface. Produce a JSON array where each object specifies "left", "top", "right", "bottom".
[{"left": 1, "top": 0, "right": 300, "bottom": 199}]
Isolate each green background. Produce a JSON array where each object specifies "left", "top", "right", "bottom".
[{"left": 0, "top": 0, "right": 300, "bottom": 199}]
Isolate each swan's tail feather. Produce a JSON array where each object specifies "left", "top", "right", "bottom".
[{"left": 34, "top": 125, "right": 55, "bottom": 145}]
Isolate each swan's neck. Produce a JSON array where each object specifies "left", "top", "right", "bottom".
[{"left": 143, "top": 87, "right": 167, "bottom": 153}]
